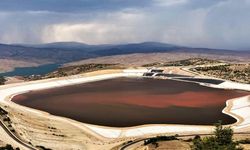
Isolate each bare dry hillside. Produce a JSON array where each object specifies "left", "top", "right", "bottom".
[{"left": 65, "top": 52, "right": 250, "bottom": 67}]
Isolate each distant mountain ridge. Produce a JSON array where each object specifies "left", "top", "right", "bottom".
[
  {"left": 0, "top": 42, "right": 249, "bottom": 65},
  {"left": 15, "top": 41, "right": 176, "bottom": 51},
  {"left": 17, "top": 42, "right": 91, "bottom": 49}
]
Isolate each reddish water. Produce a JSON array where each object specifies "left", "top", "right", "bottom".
[{"left": 12, "top": 78, "right": 249, "bottom": 127}]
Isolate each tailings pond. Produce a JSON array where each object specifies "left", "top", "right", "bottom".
[{"left": 12, "top": 78, "right": 249, "bottom": 127}]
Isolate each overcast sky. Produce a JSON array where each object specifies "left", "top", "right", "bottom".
[{"left": 0, "top": 0, "right": 250, "bottom": 50}]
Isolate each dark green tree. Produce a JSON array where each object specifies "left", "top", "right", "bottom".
[
  {"left": 192, "top": 122, "right": 242, "bottom": 150},
  {"left": 0, "top": 76, "right": 6, "bottom": 85}
]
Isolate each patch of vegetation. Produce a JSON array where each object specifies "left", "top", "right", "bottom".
[
  {"left": 0, "top": 144, "right": 19, "bottom": 150},
  {"left": 0, "top": 107, "right": 12, "bottom": 126},
  {"left": 48, "top": 126, "right": 56, "bottom": 130},
  {"left": 0, "top": 76, "right": 6, "bottom": 85},
  {"left": 142, "top": 62, "right": 162, "bottom": 67},
  {"left": 0, "top": 107, "right": 8, "bottom": 115},
  {"left": 194, "top": 64, "right": 250, "bottom": 84},
  {"left": 144, "top": 135, "right": 178, "bottom": 145},
  {"left": 192, "top": 122, "right": 242, "bottom": 150},
  {"left": 52, "top": 133, "right": 65, "bottom": 137},
  {"left": 142, "top": 58, "right": 221, "bottom": 67},
  {"left": 164, "top": 58, "right": 220, "bottom": 67},
  {"left": 27, "top": 63, "right": 124, "bottom": 80},
  {"left": 3, "top": 117, "right": 10, "bottom": 122},
  {"left": 238, "top": 138, "right": 250, "bottom": 144},
  {"left": 36, "top": 145, "right": 52, "bottom": 150}
]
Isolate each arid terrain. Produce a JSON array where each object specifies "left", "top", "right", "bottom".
[
  {"left": 1, "top": 0, "right": 250, "bottom": 149},
  {"left": 0, "top": 42, "right": 249, "bottom": 73},
  {"left": 0, "top": 44, "right": 249, "bottom": 150},
  {"left": 0, "top": 58, "right": 249, "bottom": 150},
  {"left": 64, "top": 57, "right": 250, "bottom": 84},
  {"left": 193, "top": 64, "right": 250, "bottom": 84},
  {"left": 0, "top": 59, "right": 45, "bottom": 73},
  {"left": 65, "top": 52, "right": 250, "bottom": 67}
]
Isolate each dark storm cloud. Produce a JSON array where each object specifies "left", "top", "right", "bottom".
[
  {"left": 0, "top": 0, "right": 151, "bottom": 12},
  {"left": 0, "top": 0, "right": 250, "bottom": 50}
]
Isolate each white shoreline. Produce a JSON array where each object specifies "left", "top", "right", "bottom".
[{"left": 0, "top": 69, "right": 249, "bottom": 139}]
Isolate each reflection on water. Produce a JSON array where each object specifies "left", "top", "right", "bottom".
[{"left": 13, "top": 78, "right": 249, "bottom": 127}]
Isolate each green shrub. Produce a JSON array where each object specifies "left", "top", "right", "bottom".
[
  {"left": 0, "top": 144, "right": 14, "bottom": 150},
  {"left": 144, "top": 135, "right": 178, "bottom": 145},
  {"left": 0, "top": 76, "right": 6, "bottom": 85},
  {"left": 192, "top": 122, "right": 242, "bottom": 150}
]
